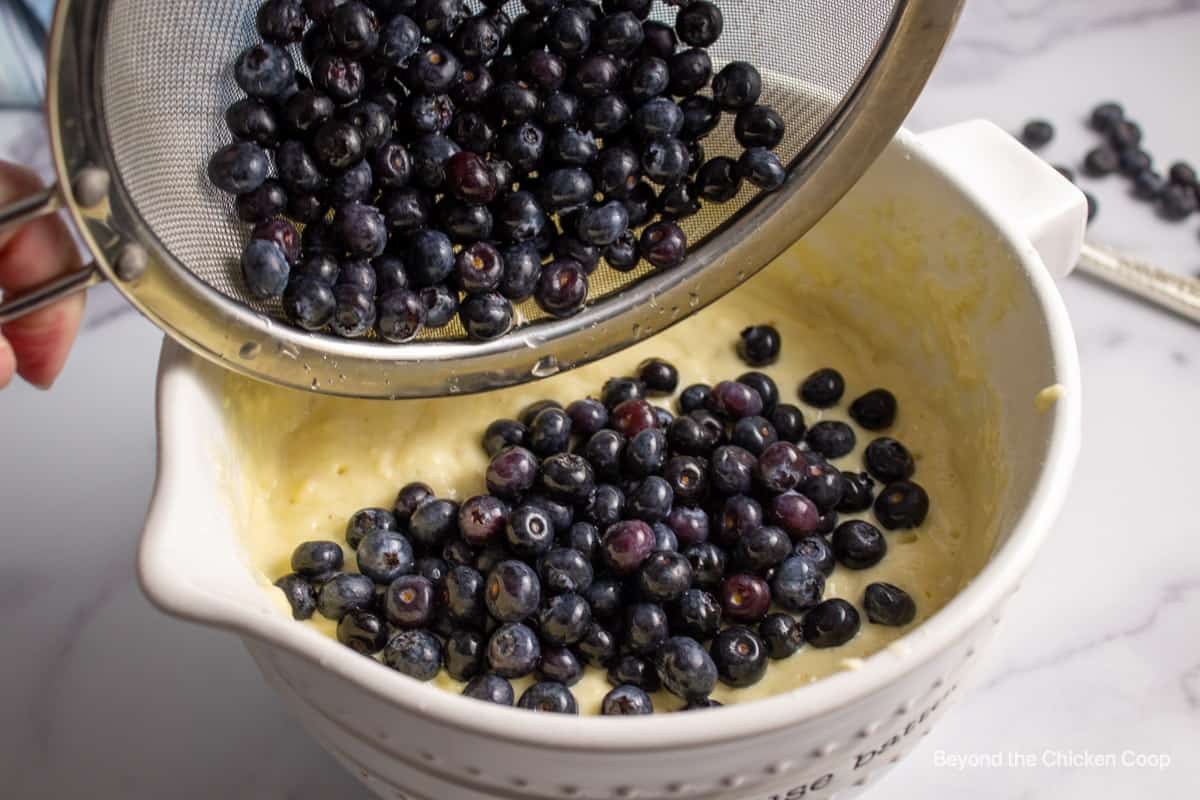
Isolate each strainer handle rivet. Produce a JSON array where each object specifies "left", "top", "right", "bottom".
[
  {"left": 71, "top": 167, "right": 111, "bottom": 209},
  {"left": 114, "top": 243, "right": 149, "bottom": 282}
]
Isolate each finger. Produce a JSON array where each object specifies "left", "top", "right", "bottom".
[
  {"left": 0, "top": 162, "right": 86, "bottom": 389},
  {"left": 0, "top": 334, "right": 14, "bottom": 390}
]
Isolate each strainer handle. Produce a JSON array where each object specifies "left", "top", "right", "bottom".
[{"left": 0, "top": 183, "right": 107, "bottom": 325}]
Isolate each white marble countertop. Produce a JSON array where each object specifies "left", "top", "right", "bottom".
[{"left": 2, "top": 2, "right": 1198, "bottom": 797}]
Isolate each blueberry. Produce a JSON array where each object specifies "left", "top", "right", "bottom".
[
  {"left": 484, "top": 447, "right": 541, "bottom": 501},
  {"left": 584, "top": 578, "right": 624, "bottom": 624},
  {"left": 621, "top": 180, "right": 657, "bottom": 225},
  {"left": 410, "top": 133, "right": 462, "bottom": 189},
  {"left": 730, "top": 416, "right": 778, "bottom": 457},
  {"left": 237, "top": 180, "right": 289, "bottom": 224},
  {"left": 460, "top": 292, "right": 515, "bottom": 340},
  {"left": 805, "top": 421, "right": 856, "bottom": 459},
  {"left": 838, "top": 471, "right": 876, "bottom": 513},
  {"left": 329, "top": 2, "right": 380, "bottom": 57},
  {"left": 1133, "top": 169, "right": 1167, "bottom": 200},
  {"left": 312, "top": 53, "right": 365, "bottom": 104},
  {"left": 505, "top": 504, "right": 555, "bottom": 558},
  {"left": 474, "top": 545, "right": 508, "bottom": 577},
  {"left": 678, "top": 96, "right": 720, "bottom": 142},
  {"left": 1118, "top": 147, "right": 1152, "bottom": 177},
  {"left": 623, "top": 428, "right": 668, "bottom": 477},
  {"left": 381, "top": 187, "right": 433, "bottom": 236},
  {"left": 1019, "top": 119, "right": 1053, "bottom": 149},
  {"left": 583, "top": 430, "right": 626, "bottom": 482},
  {"left": 405, "top": 93, "right": 456, "bottom": 136},
  {"left": 282, "top": 276, "right": 335, "bottom": 330},
  {"left": 677, "top": 384, "right": 711, "bottom": 414},
  {"left": 384, "top": 629, "right": 443, "bottom": 680},
  {"left": 499, "top": 243, "right": 542, "bottom": 301},
  {"left": 602, "top": 519, "right": 657, "bottom": 575},
  {"left": 449, "top": 110, "right": 498, "bottom": 153},
  {"left": 445, "top": 565, "right": 487, "bottom": 625},
  {"left": 606, "top": 655, "right": 659, "bottom": 692},
  {"left": 667, "top": 48, "right": 712, "bottom": 96},
  {"left": 354, "top": 530, "right": 414, "bottom": 583},
  {"left": 711, "top": 626, "right": 766, "bottom": 688},
  {"left": 549, "top": 127, "right": 600, "bottom": 167},
  {"left": 1083, "top": 145, "right": 1120, "bottom": 177},
  {"left": 662, "top": 455, "right": 707, "bottom": 505},
  {"left": 538, "top": 592, "right": 592, "bottom": 645},
  {"left": 394, "top": 482, "right": 434, "bottom": 524},
  {"left": 258, "top": 0, "right": 308, "bottom": 44},
  {"left": 376, "top": 289, "right": 427, "bottom": 343},
  {"left": 405, "top": 229, "right": 455, "bottom": 288},
  {"left": 531, "top": 645, "right": 581, "bottom": 687},
  {"left": 873, "top": 480, "right": 929, "bottom": 529},
  {"left": 584, "top": 483, "right": 625, "bottom": 528},
  {"left": 317, "top": 573, "right": 375, "bottom": 619},
  {"left": 495, "top": 190, "right": 549, "bottom": 243},
  {"left": 753, "top": 441, "right": 803, "bottom": 492},
  {"left": 417, "top": 557, "right": 450, "bottom": 589},
  {"left": 329, "top": 159, "right": 373, "bottom": 204},
  {"left": 848, "top": 388, "right": 897, "bottom": 431},
  {"left": 792, "top": 534, "right": 835, "bottom": 575},
  {"left": 554, "top": 236, "right": 601, "bottom": 274},
  {"left": 636, "top": 551, "right": 692, "bottom": 603},
  {"left": 656, "top": 180, "right": 702, "bottom": 220},
  {"left": 335, "top": 203, "right": 387, "bottom": 259},
  {"left": 487, "top": 622, "right": 541, "bottom": 678},
  {"left": 759, "top": 612, "right": 803, "bottom": 660},
  {"left": 738, "top": 148, "right": 786, "bottom": 191},
  {"left": 695, "top": 156, "right": 742, "bottom": 202},
  {"left": 714, "top": 494, "right": 763, "bottom": 546},
  {"left": 864, "top": 437, "right": 915, "bottom": 483},
  {"left": 669, "top": 588, "right": 721, "bottom": 641},
  {"left": 463, "top": 673, "right": 515, "bottom": 705},
  {"left": 275, "top": 573, "right": 317, "bottom": 620},
  {"left": 564, "top": 399, "right": 608, "bottom": 438},
  {"left": 684, "top": 542, "right": 727, "bottom": 591},
  {"left": 1162, "top": 183, "right": 1199, "bottom": 220},
  {"left": 529, "top": 407, "right": 573, "bottom": 457},
  {"left": 720, "top": 573, "right": 771, "bottom": 623},
  {"left": 641, "top": 18, "right": 678, "bottom": 57},
  {"left": 383, "top": 574, "right": 434, "bottom": 628},
  {"left": 707, "top": 380, "right": 764, "bottom": 420},
  {"left": 406, "top": 43, "right": 462, "bottom": 93},
  {"left": 540, "top": 90, "right": 581, "bottom": 128},
  {"left": 540, "top": 547, "right": 594, "bottom": 595},
  {"left": 770, "top": 404, "right": 806, "bottom": 443},
  {"left": 516, "top": 681, "right": 577, "bottom": 714},
  {"left": 442, "top": 628, "right": 486, "bottom": 681},
  {"left": 633, "top": 98, "right": 685, "bottom": 141},
  {"left": 641, "top": 138, "right": 690, "bottom": 186},
  {"left": 708, "top": 445, "right": 754, "bottom": 496},
  {"left": 1089, "top": 101, "right": 1124, "bottom": 132},
  {"left": 799, "top": 459, "right": 844, "bottom": 514},
  {"left": 863, "top": 582, "right": 917, "bottom": 626},
  {"left": 458, "top": 495, "right": 509, "bottom": 547},
  {"left": 577, "top": 623, "right": 618, "bottom": 669},
  {"left": 735, "top": 104, "right": 786, "bottom": 149},
  {"left": 443, "top": 538, "right": 475, "bottom": 567},
  {"left": 666, "top": 506, "right": 709, "bottom": 547},
  {"left": 335, "top": 258, "right": 376, "bottom": 294},
  {"left": 628, "top": 475, "right": 674, "bottom": 523},
  {"left": 439, "top": 199, "right": 493, "bottom": 242},
  {"left": 623, "top": 602, "right": 669, "bottom": 656},
  {"left": 737, "top": 372, "right": 780, "bottom": 412},
  {"left": 627, "top": 55, "right": 671, "bottom": 103},
  {"left": 602, "top": 684, "right": 654, "bottom": 715},
  {"left": 770, "top": 556, "right": 825, "bottom": 612},
  {"left": 570, "top": 203, "right": 626, "bottom": 249},
  {"left": 291, "top": 540, "right": 344, "bottom": 581},
  {"left": 337, "top": 609, "right": 388, "bottom": 654},
  {"left": 225, "top": 98, "right": 281, "bottom": 149},
  {"left": 406, "top": 499, "right": 458, "bottom": 551},
  {"left": 831, "top": 519, "right": 887, "bottom": 570},
  {"left": 539, "top": 453, "right": 595, "bottom": 507},
  {"left": 1168, "top": 161, "right": 1197, "bottom": 187},
  {"left": 235, "top": 43, "right": 296, "bottom": 98},
  {"left": 803, "top": 598, "right": 860, "bottom": 648},
  {"left": 541, "top": 168, "right": 595, "bottom": 213},
  {"left": 534, "top": 258, "right": 589, "bottom": 317},
  {"left": 711, "top": 60, "right": 762, "bottom": 111},
  {"left": 574, "top": 53, "right": 624, "bottom": 98},
  {"left": 733, "top": 525, "right": 791, "bottom": 574},
  {"left": 498, "top": 120, "right": 546, "bottom": 173},
  {"left": 208, "top": 142, "right": 270, "bottom": 195},
  {"left": 766, "top": 491, "right": 820, "bottom": 540},
  {"left": 1108, "top": 119, "right": 1142, "bottom": 149}
]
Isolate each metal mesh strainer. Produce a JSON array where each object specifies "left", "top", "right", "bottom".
[{"left": 0, "top": 0, "right": 962, "bottom": 397}]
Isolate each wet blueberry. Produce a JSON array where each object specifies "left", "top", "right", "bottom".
[
  {"left": 838, "top": 471, "right": 876, "bottom": 513},
  {"left": 759, "top": 612, "right": 804, "bottom": 659},
  {"left": 482, "top": 561, "right": 538, "bottom": 627},
  {"left": 235, "top": 42, "right": 296, "bottom": 98},
  {"left": 622, "top": 602, "right": 668, "bottom": 656},
  {"left": 769, "top": 403, "right": 806, "bottom": 444},
  {"left": 638, "top": 551, "right": 693, "bottom": 603},
  {"left": 505, "top": 504, "right": 555, "bottom": 558},
  {"left": 538, "top": 592, "right": 592, "bottom": 645},
  {"left": 863, "top": 582, "right": 917, "bottom": 626},
  {"left": 460, "top": 292, "right": 515, "bottom": 340},
  {"left": 770, "top": 556, "right": 825, "bottom": 612},
  {"left": 384, "top": 629, "right": 443, "bottom": 680},
  {"left": 707, "top": 380, "right": 764, "bottom": 420},
  {"left": 602, "top": 684, "right": 654, "bottom": 715},
  {"left": 209, "top": 142, "right": 271, "bottom": 196},
  {"left": 738, "top": 375, "right": 782, "bottom": 416},
  {"left": 237, "top": 180, "right": 289, "bottom": 224},
  {"left": 312, "top": 52, "right": 365, "bottom": 104},
  {"left": 357, "top": 530, "right": 415, "bottom": 584},
  {"left": 714, "top": 494, "right": 763, "bottom": 546},
  {"left": 409, "top": 498, "right": 460, "bottom": 550},
  {"left": 637, "top": 358, "right": 679, "bottom": 395},
  {"left": 666, "top": 506, "right": 709, "bottom": 548},
  {"left": 486, "top": 445, "right": 540, "bottom": 500},
  {"left": 678, "top": 384, "right": 711, "bottom": 414},
  {"left": 445, "top": 564, "right": 486, "bottom": 626},
  {"left": 806, "top": 421, "right": 856, "bottom": 460},
  {"left": 394, "top": 482, "right": 434, "bottom": 524},
  {"left": 488, "top": 622, "right": 541, "bottom": 678},
  {"left": 442, "top": 628, "right": 486, "bottom": 681},
  {"left": 803, "top": 598, "right": 860, "bottom": 648},
  {"left": 623, "top": 428, "right": 668, "bottom": 477},
  {"left": 641, "top": 138, "right": 690, "bottom": 186},
  {"left": 463, "top": 673, "right": 514, "bottom": 705},
  {"left": 864, "top": 437, "right": 915, "bottom": 483},
  {"left": 283, "top": 277, "right": 336, "bottom": 331},
  {"left": 731, "top": 416, "right": 778, "bottom": 457},
  {"left": 667, "top": 48, "right": 712, "bottom": 96},
  {"left": 873, "top": 480, "right": 929, "bottom": 529},
  {"left": 585, "top": 578, "right": 625, "bottom": 624},
  {"left": 602, "top": 519, "right": 657, "bottom": 575},
  {"left": 675, "top": 0, "right": 723, "bottom": 46},
  {"left": 291, "top": 540, "right": 344, "bottom": 581},
  {"left": 535, "top": 258, "right": 589, "bottom": 317},
  {"left": 443, "top": 538, "right": 476, "bottom": 567},
  {"left": 711, "top": 626, "right": 767, "bottom": 688},
  {"left": 456, "top": 495, "right": 509, "bottom": 548},
  {"left": 663, "top": 455, "right": 707, "bottom": 504},
  {"left": 753, "top": 441, "right": 803, "bottom": 493},
  {"left": 766, "top": 491, "right": 820, "bottom": 540},
  {"left": 792, "top": 534, "right": 835, "bottom": 575},
  {"left": 669, "top": 588, "right": 721, "bottom": 641},
  {"left": 695, "top": 157, "right": 742, "bottom": 202},
  {"left": 580, "top": 430, "right": 623, "bottom": 483},
  {"left": 417, "top": 557, "right": 450, "bottom": 590},
  {"left": 737, "top": 147, "right": 786, "bottom": 191},
  {"left": 337, "top": 608, "right": 388, "bottom": 654},
  {"left": 627, "top": 475, "right": 674, "bottom": 523},
  {"left": 832, "top": 520, "right": 887, "bottom": 569},
  {"left": 848, "top": 388, "right": 897, "bottom": 430},
  {"left": 733, "top": 525, "right": 791, "bottom": 574},
  {"left": 539, "top": 547, "right": 594, "bottom": 596},
  {"left": 707, "top": 445, "right": 754, "bottom": 496},
  {"left": 578, "top": 623, "right": 618, "bottom": 668},
  {"left": 685, "top": 542, "right": 727, "bottom": 591},
  {"left": 538, "top": 646, "right": 583, "bottom": 686},
  {"left": 499, "top": 243, "right": 541, "bottom": 301},
  {"left": 317, "top": 573, "right": 375, "bottom": 619},
  {"left": 384, "top": 574, "right": 435, "bottom": 628},
  {"left": 275, "top": 573, "right": 317, "bottom": 620},
  {"left": 735, "top": 105, "right": 785, "bottom": 149},
  {"left": 720, "top": 573, "right": 771, "bottom": 623}
]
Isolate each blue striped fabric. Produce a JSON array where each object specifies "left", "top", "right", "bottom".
[{"left": 0, "top": 0, "right": 53, "bottom": 109}]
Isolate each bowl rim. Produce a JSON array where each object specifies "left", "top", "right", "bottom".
[{"left": 139, "top": 127, "right": 1082, "bottom": 751}]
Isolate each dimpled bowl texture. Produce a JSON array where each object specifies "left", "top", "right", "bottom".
[{"left": 140, "top": 128, "right": 1081, "bottom": 800}]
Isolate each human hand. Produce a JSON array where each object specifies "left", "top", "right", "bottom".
[{"left": 0, "top": 161, "right": 85, "bottom": 390}]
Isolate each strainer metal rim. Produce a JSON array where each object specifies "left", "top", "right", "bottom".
[{"left": 48, "top": 0, "right": 963, "bottom": 399}]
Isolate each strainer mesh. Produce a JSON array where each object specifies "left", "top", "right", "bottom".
[{"left": 101, "top": 0, "right": 898, "bottom": 341}]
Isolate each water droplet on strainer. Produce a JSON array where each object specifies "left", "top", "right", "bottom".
[
  {"left": 448, "top": 376, "right": 462, "bottom": 395},
  {"left": 302, "top": 362, "right": 311, "bottom": 373},
  {"left": 689, "top": 292, "right": 700, "bottom": 308},
  {"left": 239, "top": 342, "right": 261, "bottom": 360},
  {"left": 338, "top": 373, "right": 346, "bottom": 382},
  {"left": 310, "top": 378, "right": 320, "bottom": 391},
  {"left": 532, "top": 356, "right": 560, "bottom": 378},
  {"left": 670, "top": 306, "right": 680, "bottom": 318},
  {"left": 277, "top": 341, "right": 300, "bottom": 360},
  {"left": 632, "top": 323, "right": 642, "bottom": 338},
  {"left": 736, "top": 270, "right": 746, "bottom": 282}
]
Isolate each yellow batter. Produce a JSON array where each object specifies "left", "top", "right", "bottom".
[{"left": 223, "top": 248, "right": 997, "bottom": 715}]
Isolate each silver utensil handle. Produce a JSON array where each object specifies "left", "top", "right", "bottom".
[
  {"left": 1076, "top": 241, "right": 1200, "bottom": 324},
  {"left": 0, "top": 184, "right": 104, "bottom": 324}
]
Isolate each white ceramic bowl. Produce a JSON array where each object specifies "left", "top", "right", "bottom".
[{"left": 140, "top": 120, "right": 1083, "bottom": 800}]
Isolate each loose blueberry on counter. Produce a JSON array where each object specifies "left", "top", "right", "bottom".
[
  {"left": 485, "top": 559, "right": 542, "bottom": 622},
  {"left": 538, "top": 646, "right": 584, "bottom": 686},
  {"left": 291, "top": 540, "right": 344, "bottom": 581},
  {"left": 487, "top": 622, "right": 541, "bottom": 678},
  {"left": 409, "top": 498, "right": 460, "bottom": 550},
  {"left": 719, "top": 573, "right": 771, "bottom": 623},
  {"left": 770, "top": 555, "right": 825, "bottom": 612},
  {"left": 832, "top": 520, "right": 887, "bottom": 570},
  {"left": 607, "top": 654, "right": 661, "bottom": 692},
  {"left": 873, "top": 480, "right": 930, "bottom": 529},
  {"left": 1108, "top": 119, "right": 1142, "bottom": 149},
  {"left": 602, "top": 684, "right": 654, "bottom": 715},
  {"left": 1168, "top": 161, "right": 1197, "bottom": 188},
  {"left": 275, "top": 574, "right": 317, "bottom": 620},
  {"left": 669, "top": 588, "right": 722, "bottom": 641},
  {"left": 1118, "top": 147, "right": 1152, "bottom": 177},
  {"left": 384, "top": 629, "right": 444, "bottom": 681},
  {"left": 711, "top": 626, "right": 767, "bottom": 688},
  {"left": 863, "top": 582, "right": 917, "bottom": 627},
  {"left": 463, "top": 673, "right": 515, "bottom": 705},
  {"left": 638, "top": 551, "right": 693, "bottom": 603},
  {"left": 1133, "top": 169, "right": 1167, "bottom": 200},
  {"left": 1161, "top": 183, "right": 1199, "bottom": 220},
  {"left": 317, "top": 573, "right": 375, "bottom": 619},
  {"left": 445, "top": 565, "right": 487, "bottom": 626},
  {"left": 864, "top": 437, "right": 916, "bottom": 483},
  {"left": 759, "top": 612, "right": 804, "bottom": 660},
  {"left": 1089, "top": 101, "right": 1124, "bottom": 132},
  {"left": 803, "top": 598, "right": 861, "bottom": 648},
  {"left": 444, "top": 628, "right": 486, "bottom": 682},
  {"left": 1083, "top": 145, "right": 1120, "bottom": 177},
  {"left": 1020, "top": 119, "right": 1054, "bottom": 149},
  {"left": 538, "top": 592, "right": 593, "bottom": 645},
  {"left": 357, "top": 531, "right": 416, "bottom": 584},
  {"left": 385, "top": 574, "right": 436, "bottom": 628},
  {"left": 849, "top": 388, "right": 897, "bottom": 430},
  {"left": 338, "top": 609, "right": 388, "bottom": 655},
  {"left": 769, "top": 403, "right": 806, "bottom": 443},
  {"left": 805, "top": 420, "right": 856, "bottom": 460}
]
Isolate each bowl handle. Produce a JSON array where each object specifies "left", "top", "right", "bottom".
[{"left": 916, "top": 119, "right": 1086, "bottom": 279}]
